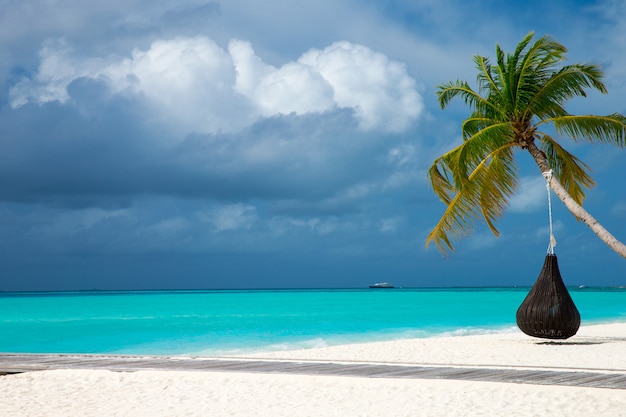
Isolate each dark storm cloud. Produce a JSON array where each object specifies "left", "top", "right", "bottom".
[
  {"left": 0, "top": 78, "right": 150, "bottom": 207},
  {"left": 0, "top": 76, "right": 409, "bottom": 216},
  {"left": 1, "top": 30, "right": 424, "bottom": 217},
  {"left": 1, "top": 0, "right": 625, "bottom": 291}
]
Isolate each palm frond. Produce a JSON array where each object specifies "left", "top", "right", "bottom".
[
  {"left": 524, "top": 34, "right": 567, "bottom": 69},
  {"left": 474, "top": 55, "right": 501, "bottom": 99},
  {"left": 478, "top": 147, "right": 517, "bottom": 232},
  {"left": 539, "top": 134, "right": 594, "bottom": 204},
  {"left": 513, "top": 34, "right": 567, "bottom": 115},
  {"left": 427, "top": 156, "right": 456, "bottom": 205},
  {"left": 529, "top": 65, "right": 608, "bottom": 119},
  {"left": 462, "top": 116, "right": 491, "bottom": 138},
  {"left": 454, "top": 122, "right": 513, "bottom": 182},
  {"left": 425, "top": 179, "right": 480, "bottom": 253},
  {"left": 436, "top": 81, "right": 499, "bottom": 116},
  {"left": 426, "top": 144, "right": 518, "bottom": 253},
  {"left": 545, "top": 114, "right": 626, "bottom": 146}
]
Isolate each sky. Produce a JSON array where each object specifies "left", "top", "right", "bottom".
[{"left": 1, "top": 0, "right": 625, "bottom": 291}]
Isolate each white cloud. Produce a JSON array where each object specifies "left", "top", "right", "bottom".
[
  {"left": 611, "top": 201, "right": 626, "bottom": 216},
  {"left": 383, "top": 169, "right": 423, "bottom": 189},
  {"left": 146, "top": 216, "right": 190, "bottom": 236},
  {"left": 466, "top": 231, "right": 499, "bottom": 251},
  {"left": 380, "top": 216, "right": 403, "bottom": 233},
  {"left": 206, "top": 203, "right": 258, "bottom": 232},
  {"left": 24, "top": 207, "right": 129, "bottom": 239},
  {"left": 300, "top": 41, "right": 423, "bottom": 132},
  {"left": 231, "top": 39, "right": 424, "bottom": 131},
  {"left": 10, "top": 36, "right": 423, "bottom": 134},
  {"left": 10, "top": 39, "right": 101, "bottom": 107},
  {"left": 230, "top": 39, "right": 335, "bottom": 117},
  {"left": 508, "top": 176, "right": 548, "bottom": 213},
  {"left": 388, "top": 143, "right": 417, "bottom": 167},
  {"left": 11, "top": 37, "right": 246, "bottom": 134},
  {"left": 113, "top": 37, "right": 240, "bottom": 132},
  {"left": 383, "top": 143, "right": 424, "bottom": 189},
  {"left": 535, "top": 219, "right": 565, "bottom": 240}
]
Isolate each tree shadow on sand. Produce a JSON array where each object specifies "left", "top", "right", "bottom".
[{"left": 536, "top": 337, "right": 626, "bottom": 346}]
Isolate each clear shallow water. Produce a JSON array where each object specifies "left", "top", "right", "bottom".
[{"left": 1, "top": 288, "right": 625, "bottom": 356}]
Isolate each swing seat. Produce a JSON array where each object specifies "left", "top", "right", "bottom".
[{"left": 516, "top": 254, "right": 581, "bottom": 339}]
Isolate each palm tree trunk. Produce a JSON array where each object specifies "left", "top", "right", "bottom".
[{"left": 526, "top": 141, "right": 626, "bottom": 258}]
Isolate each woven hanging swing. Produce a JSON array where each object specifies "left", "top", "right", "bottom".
[{"left": 515, "top": 171, "right": 581, "bottom": 339}]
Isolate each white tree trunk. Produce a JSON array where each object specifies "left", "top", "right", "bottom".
[
  {"left": 547, "top": 176, "right": 626, "bottom": 258},
  {"left": 526, "top": 142, "right": 626, "bottom": 258}
]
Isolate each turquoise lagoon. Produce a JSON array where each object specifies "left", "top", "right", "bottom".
[{"left": 1, "top": 288, "right": 625, "bottom": 356}]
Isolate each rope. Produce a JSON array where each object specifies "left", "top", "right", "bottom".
[{"left": 542, "top": 170, "right": 556, "bottom": 255}]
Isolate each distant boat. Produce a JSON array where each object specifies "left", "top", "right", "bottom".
[{"left": 369, "top": 282, "right": 394, "bottom": 288}]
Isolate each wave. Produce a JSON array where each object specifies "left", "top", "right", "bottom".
[{"left": 183, "top": 326, "right": 524, "bottom": 357}]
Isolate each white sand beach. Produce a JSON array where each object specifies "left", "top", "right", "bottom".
[
  {"left": 1, "top": 323, "right": 626, "bottom": 417},
  {"left": 243, "top": 322, "right": 626, "bottom": 371}
]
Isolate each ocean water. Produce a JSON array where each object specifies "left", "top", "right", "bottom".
[{"left": 1, "top": 288, "right": 625, "bottom": 356}]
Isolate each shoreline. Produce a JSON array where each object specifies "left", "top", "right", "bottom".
[
  {"left": 1, "top": 322, "right": 626, "bottom": 416},
  {"left": 191, "top": 317, "right": 626, "bottom": 358},
  {"left": 238, "top": 321, "right": 626, "bottom": 372}
]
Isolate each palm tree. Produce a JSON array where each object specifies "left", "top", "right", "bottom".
[{"left": 426, "top": 32, "right": 626, "bottom": 258}]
